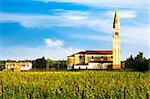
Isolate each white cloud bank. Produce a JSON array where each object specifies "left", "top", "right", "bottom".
[
  {"left": 35, "top": 0, "right": 149, "bottom": 9},
  {"left": 0, "top": 9, "right": 138, "bottom": 32},
  {"left": 0, "top": 46, "right": 81, "bottom": 60},
  {"left": 0, "top": 38, "right": 81, "bottom": 60},
  {"left": 105, "top": 10, "right": 137, "bottom": 19}
]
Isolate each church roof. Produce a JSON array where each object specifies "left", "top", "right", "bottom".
[
  {"left": 77, "top": 50, "right": 112, "bottom": 54},
  {"left": 68, "top": 50, "right": 112, "bottom": 57}
]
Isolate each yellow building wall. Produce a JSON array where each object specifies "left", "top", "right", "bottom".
[
  {"left": 67, "top": 54, "right": 113, "bottom": 67},
  {"left": 74, "top": 54, "right": 80, "bottom": 65},
  {"left": 5, "top": 62, "right": 31, "bottom": 71},
  {"left": 67, "top": 57, "right": 74, "bottom": 67}
]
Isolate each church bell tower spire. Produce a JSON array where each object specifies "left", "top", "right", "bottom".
[
  {"left": 113, "top": 8, "right": 120, "bottom": 29},
  {"left": 112, "top": 8, "right": 121, "bottom": 70}
]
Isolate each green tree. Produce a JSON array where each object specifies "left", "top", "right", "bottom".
[
  {"left": 32, "top": 57, "right": 47, "bottom": 69},
  {"left": 47, "top": 59, "right": 53, "bottom": 70},
  {"left": 125, "top": 52, "right": 149, "bottom": 72},
  {"left": 134, "top": 52, "right": 149, "bottom": 72},
  {"left": 0, "top": 60, "right": 6, "bottom": 71},
  {"left": 125, "top": 55, "right": 134, "bottom": 69}
]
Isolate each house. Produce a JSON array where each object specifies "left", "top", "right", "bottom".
[{"left": 5, "top": 61, "right": 32, "bottom": 71}]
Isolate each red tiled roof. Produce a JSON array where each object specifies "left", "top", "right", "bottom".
[
  {"left": 75, "top": 63, "right": 88, "bottom": 66},
  {"left": 68, "top": 50, "right": 112, "bottom": 57},
  {"left": 67, "top": 54, "right": 74, "bottom": 57},
  {"left": 77, "top": 50, "right": 112, "bottom": 55}
]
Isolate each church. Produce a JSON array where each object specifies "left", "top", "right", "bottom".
[{"left": 67, "top": 9, "right": 121, "bottom": 70}]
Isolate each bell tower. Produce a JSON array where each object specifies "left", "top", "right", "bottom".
[{"left": 112, "top": 8, "right": 121, "bottom": 69}]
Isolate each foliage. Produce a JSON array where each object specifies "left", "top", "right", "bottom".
[
  {"left": 0, "top": 71, "right": 149, "bottom": 99},
  {"left": 0, "top": 58, "right": 67, "bottom": 71},
  {"left": 32, "top": 57, "right": 47, "bottom": 69},
  {"left": 32, "top": 57, "right": 67, "bottom": 70},
  {"left": 45, "top": 59, "right": 67, "bottom": 70},
  {"left": 0, "top": 61, "right": 6, "bottom": 71},
  {"left": 125, "top": 52, "right": 149, "bottom": 72}
]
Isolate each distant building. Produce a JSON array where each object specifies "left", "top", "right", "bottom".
[
  {"left": 67, "top": 9, "right": 121, "bottom": 70},
  {"left": 67, "top": 50, "right": 113, "bottom": 70},
  {"left": 5, "top": 61, "right": 32, "bottom": 71}
]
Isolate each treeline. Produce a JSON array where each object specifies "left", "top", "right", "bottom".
[
  {"left": 0, "top": 52, "right": 149, "bottom": 72},
  {"left": 0, "top": 61, "right": 5, "bottom": 71},
  {"left": 124, "top": 52, "right": 149, "bottom": 72},
  {"left": 0, "top": 57, "right": 67, "bottom": 71},
  {"left": 32, "top": 57, "right": 67, "bottom": 70}
]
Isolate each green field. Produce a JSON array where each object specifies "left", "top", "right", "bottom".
[{"left": 0, "top": 71, "right": 149, "bottom": 99}]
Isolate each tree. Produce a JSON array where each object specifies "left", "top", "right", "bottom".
[
  {"left": 125, "top": 52, "right": 149, "bottom": 72},
  {"left": 134, "top": 52, "right": 149, "bottom": 71},
  {"left": 32, "top": 57, "right": 47, "bottom": 69},
  {"left": 0, "top": 60, "right": 6, "bottom": 71},
  {"left": 46, "top": 59, "right": 67, "bottom": 70},
  {"left": 47, "top": 59, "right": 53, "bottom": 70},
  {"left": 125, "top": 55, "right": 134, "bottom": 69},
  {"left": 60, "top": 60, "right": 67, "bottom": 70}
]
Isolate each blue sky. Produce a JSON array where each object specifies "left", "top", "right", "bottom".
[{"left": 0, "top": 0, "right": 149, "bottom": 60}]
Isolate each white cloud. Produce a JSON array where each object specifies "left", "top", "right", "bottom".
[
  {"left": 120, "top": 25, "right": 149, "bottom": 59},
  {"left": 0, "top": 46, "right": 81, "bottom": 60},
  {"left": 0, "top": 10, "right": 147, "bottom": 45},
  {"left": 0, "top": 11, "right": 88, "bottom": 28},
  {"left": 0, "top": 9, "right": 138, "bottom": 31},
  {"left": 35, "top": 0, "right": 149, "bottom": 9},
  {"left": 105, "top": 10, "right": 137, "bottom": 19},
  {"left": 44, "top": 38, "right": 64, "bottom": 47},
  {"left": 119, "top": 11, "right": 137, "bottom": 19},
  {"left": 0, "top": 9, "right": 139, "bottom": 41},
  {"left": 0, "top": 37, "right": 81, "bottom": 60},
  {"left": 69, "top": 34, "right": 112, "bottom": 42}
]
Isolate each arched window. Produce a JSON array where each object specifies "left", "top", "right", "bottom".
[{"left": 79, "top": 55, "right": 82, "bottom": 59}]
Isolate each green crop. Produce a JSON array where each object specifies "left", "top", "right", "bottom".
[{"left": 0, "top": 71, "right": 149, "bottom": 99}]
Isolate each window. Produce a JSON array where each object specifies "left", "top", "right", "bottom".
[
  {"left": 79, "top": 55, "right": 84, "bottom": 63},
  {"left": 104, "top": 57, "right": 107, "bottom": 61},
  {"left": 94, "top": 57, "right": 100, "bottom": 61},
  {"left": 79, "top": 55, "right": 82, "bottom": 59},
  {"left": 22, "top": 65, "right": 25, "bottom": 67}
]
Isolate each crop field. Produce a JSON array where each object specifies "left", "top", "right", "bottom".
[{"left": 0, "top": 71, "right": 149, "bottom": 99}]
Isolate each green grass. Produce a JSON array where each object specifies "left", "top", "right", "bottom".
[{"left": 0, "top": 71, "right": 149, "bottom": 99}]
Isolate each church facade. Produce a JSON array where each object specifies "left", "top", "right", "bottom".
[{"left": 67, "top": 9, "right": 121, "bottom": 70}]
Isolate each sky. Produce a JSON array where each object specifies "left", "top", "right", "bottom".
[{"left": 0, "top": 0, "right": 149, "bottom": 60}]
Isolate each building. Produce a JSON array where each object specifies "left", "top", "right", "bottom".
[
  {"left": 112, "top": 8, "right": 121, "bottom": 70},
  {"left": 67, "top": 50, "right": 113, "bottom": 70},
  {"left": 5, "top": 61, "right": 32, "bottom": 71},
  {"left": 67, "top": 9, "right": 121, "bottom": 70}
]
